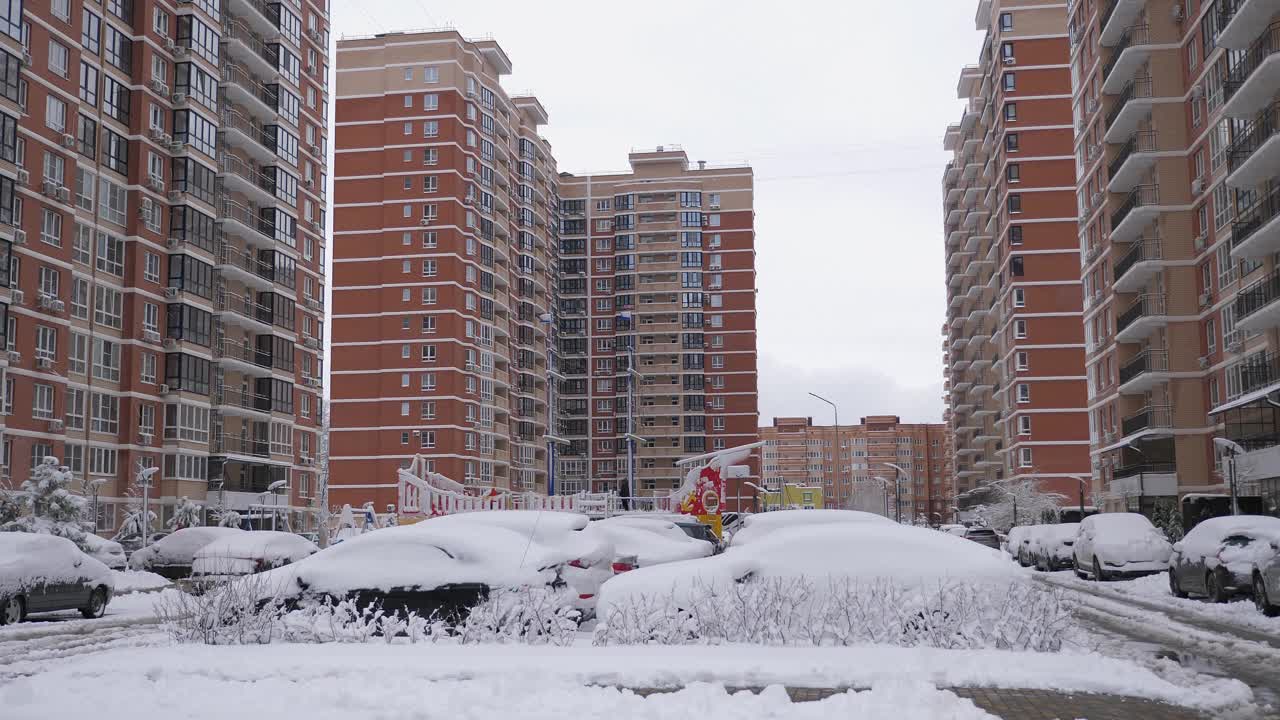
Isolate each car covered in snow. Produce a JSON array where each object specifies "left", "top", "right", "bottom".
[
  {"left": 963, "top": 526, "right": 1001, "bottom": 550},
  {"left": 585, "top": 516, "right": 715, "bottom": 572},
  {"left": 190, "top": 531, "right": 319, "bottom": 585},
  {"left": 1027, "top": 523, "right": 1080, "bottom": 572},
  {"left": 1005, "top": 526, "right": 1036, "bottom": 565},
  {"left": 0, "top": 534, "right": 114, "bottom": 624},
  {"left": 251, "top": 520, "right": 589, "bottom": 621},
  {"left": 127, "top": 526, "right": 244, "bottom": 579},
  {"left": 597, "top": 521, "right": 1024, "bottom": 620},
  {"left": 1072, "top": 512, "right": 1172, "bottom": 581},
  {"left": 728, "top": 509, "right": 892, "bottom": 548},
  {"left": 1168, "top": 515, "right": 1280, "bottom": 603},
  {"left": 1253, "top": 533, "right": 1280, "bottom": 617},
  {"left": 81, "top": 533, "right": 127, "bottom": 570}
]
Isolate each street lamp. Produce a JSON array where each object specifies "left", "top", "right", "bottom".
[
  {"left": 134, "top": 464, "right": 160, "bottom": 547},
  {"left": 807, "top": 393, "right": 840, "bottom": 492},
  {"left": 267, "top": 479, "right": 289, "bottom": 531},
  {"left": 1067, "top": 474, "right": 1091, "bottom": 519},
  {"left": 1213, "top": 437, "right": 1245, "bottom": 516},
  {"left": 882, "top": 462, "right": 911, "bottom": 524},
  {"left": 744, "top": 481, "right": 769, "bottom": 512},
  {"left": 85, "top": 478, "right": 109, "bottom": 533}
]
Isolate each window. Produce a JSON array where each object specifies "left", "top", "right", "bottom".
[
  {"left": 1006, "top": 163, "right": 1020, "bottom": 183},
  {"left": 91, "top": 392, "right": 119, "bottom": 433},
  {"left": 1009, "top": 225, "right": 1023, "bottom": 245},
  {"left": 1008, "top": 194, "right": 1022, "bottom": 213},
  {"left": 39, "top": 209, "right": 61, "bottom": 247},
  {"left": 1013, "top": 287, "right": 1025, "bottom": 307},
  {"left": 96, "top": 232, "right": 125, "bottom": 276},
  {"left": 93, "top": 285, "right": 123, "bottom": 329},
  {"left": 1010, "top": 256, "right": 1024, "bottom": 276},
  {"left": 35, "top": 325, "right": 56, "bottom": 360},
  {"left": 141, "top": 353, "right": 156, "bottom": 384},
  {"left": 1014, "top": 319, "right": 1028, "bottom": 339},
  {"left": 1002, "top": 73, "right": 1015, "bottom": 91},
  {"left": 999, "top": 12, "right": 1012, "bottom": 30},
  {"left": 33, "top": 383, "right": 54, "bottom": 419},
  {"left": 93, "top": 338, "right": 121, "bottom": 381},
  {"left": 48, "top": 40, "right": 69, "bottom": 77},
  {"left": 1006, "top": 133, "right": 1019, "bottom": 152},
  {"left": 1207, "top": 318, "right": 1217, "bottom": 353},
  {"left": 144, "top": 252, "right": 160, "bottom": 283},
  {"left": 81, "top": 10, "right": 101, "bottom": 53},
  {"left": 1017, "top": 383, "right": 1030, "bottom": 403},
  {"left": 1016, "top": 351, "right": 1029, "bottom": 370},
  {"left": 1019, "top": 447, "right": 1033, "bottom": 468},
  {"left": 45, "top": 96, "right": 67, "bottom": 132}
]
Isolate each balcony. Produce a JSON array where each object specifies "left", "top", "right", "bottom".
[
  {"left": 221, "top": 20, "right": 277, "bottom": 83},
  {"left": 1112, "top": 237, "right": 1162, "bottom": 292},
  {"left": 1226, "top": 102, "right": 1280, "bottom": 188},
  {"left": 1110, "top": 184, "right": 1161, "bottom": 243},
  {"left": 219, "top": 198, "right": 275, "bottom": 247},
  {"left": 1100, "top": 0, "right": 1147, "bottom": 45},
  {"left": 1118, "top": 348, "right": 1170, "bottom": 394},
  {"left": 1235, "top": 268, "right": 1280, "bottom": 333},
  {"left": 1121, "top": 405, "right": 1172, "bottom": 437},
  {"left": 225, "top": 0, "right": 277, "bottom": 39},
  {"left": 1102, "top": 25, "right": 1153, "bottom": 93},
  {"left": 1230, "top": 350, "right": 1280, "bottom": 397},
  {"left": 215, "top": 292, "right": 274, "bottom": 332},
  {"left": 1115, "top": 293, "right": 1167, "bottom": 343},
  {"left": 1223, "top": 23, "right": 1280, "bottom": 119},
  {"left": 217, "top": 153, "right": 276, "bottom": 206},
  {"left": 1232, "top": 183, "right": 1280, "bottom": 260},
  {"left": 1104, "top": 76, "right": 1155, "bottom": 143},
  {"left": 219, "top": 243, "right": 275, "bottom": 289},
  {"left": 220, "top": 62, "right": 279, "bottom": 123},
  {"left": 214, "top": 385, "right": 272, "bottom": 417},
  {"left": 218, "top": 110, "right": 275, "bottom": 165},
  {"left": 215, "top": 433, "right": 271, "bottom": 459},
  {"left": 1107, "top": 130, "right": 1159, "bottom": 193},
  {"left": 1217, "top": 0, "right": 1280, "bottom": 49}
]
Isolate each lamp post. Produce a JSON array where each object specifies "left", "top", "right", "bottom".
[
  {"left": 267, "top": 479, "right": 289, "bottom": 531},
  {"left": 882, "top": 462, "right": 911, "bottom": 524},
  {"left": 135, "top": 464, "right": 160, "bottom": 547},
  {"left": 1213, "top": 437, "right": 1245, "bottom": 516},
  {"left": 744, "top": 481, "right": 769, "bottom": 512},
  {"left": 808, "top": 392, "right": 840, "bottom": 493},
  {"left": 1067, "top": 474, "right": 1090, "bottom": 519},
  {"left": 86, "top": 478, "right": 108, "bottom": 533}
]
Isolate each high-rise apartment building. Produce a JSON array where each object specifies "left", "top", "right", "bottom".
[
  {"left": 760, "top": 416, "right": 950, "bottom": 521},
  {"left": 331, "top": 31, "right": 559, "bottom": 511},
  {"left": 1068, "top": 0, "right": 1280, "bottom": 515},
  {"left": 0, "top": 0, "right": 329, "bottom": 531},
  {"left": 943, "top": 0, "right": 1092, "bottom": 512},
  {"left": 556, "top": 148, "right": 759, "bottom": 509}
]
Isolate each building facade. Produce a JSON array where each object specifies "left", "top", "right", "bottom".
[
  {"left": 760, "top": 415, "right": 950, "bottom": 522},
  {"left": 330, "top": 31, "right": 559, "bottom": 511},
  {"left": 1069, "top": 0, "right": 1280, "bottom": 517},
  {"left": 943, "top": 0, "right": 1092, "bottom": 514},
  {"left": 0, "top": 0, "right": 329, "bottom": 531},
  {"left": 556, "top": 148, "right": 759, "bottom": 508}
]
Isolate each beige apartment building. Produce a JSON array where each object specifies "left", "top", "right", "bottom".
[
  {"left": 943, "top": 0, "right": 1092, "bottom": 514},
  {"left": 556, "top": 148, "right": 759, "bottom": 509},
  {"left": 330, "top": 31, "right": 559, "bottom": 510},
  {"left": 1069, "top": 0, "right": 1280, "bottom": 516},
  {"left": 761, "top": 416, "right": 950, "bottom": 522}
]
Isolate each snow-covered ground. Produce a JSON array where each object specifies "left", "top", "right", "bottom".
[
  {"left": 111, "top": 570, "right": 171, "bottom": 594},
  {"left": 0, "top": 641, "right": 1253, "bottom": 716}
]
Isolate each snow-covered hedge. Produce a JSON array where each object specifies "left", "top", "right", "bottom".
[{"left": 594, "top": 576, "right": 1078, "bottom": 652}]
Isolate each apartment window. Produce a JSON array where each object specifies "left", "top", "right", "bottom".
[
  {"left": 1017, "top": 383, "right": 1030, "bottom": 403},
  {"left": 144, "top": 252, "right": 160, "bottom": 283},
  {"left": 1001, "top": 42, "right": 1014, "bottom": 61},
  {"left": 1009, "top": 225, "right": 1023, "bottom": 245},
  {"left": 421, "top": 316, "right": 436, "bottom": 333},
  {"left": 1207, "top": 318, "right": 1217, "bottom": 353},
  {"left": 1004, "top": 102, "right": 1017, "bottom": 121},
  {"left": 1007, "top": 194, "right": 1022, "bottom": 214},
  {"left": 35, "top": 325, "right": 56, "bottom": 361},
  {"left": 999, "top": 12, "right": 1012, "bottom": 30},
  {"left": 93, "top": 338, "right": 121, "bottom": 382},
  {"left": 48, "top": 40, "right": 69, "bottom": 77},
  {"left": 1019, "top": 447, "right": 1033, "bottom": 468},
  {"left": 1016, "top": 351, "right": 1029, "bottom": 370},
  {"left": 141, "top": 353, "right": 156, "bottom": 384},
  {"left": 1013, "top": 288, "right": 1026, "bottom": 307},
  {"left": 90, "top": 392, "right": 119, "bottom": 434},
  {"left": 39, "top": 209, "right": 62, "bottom": 247},
  {"left": 93, "top": 286, "right": 123, "bottom": 329},
  {"left": 32, "top": 383, "right": 55, "bottom": 420},
  {"left": 1006, "top": 164, "right": 1020, "bottom": 183},
  {"left": 424, "top": 120, "right": 438, "bottom": 137},
  {"left": 1010, "top": 256, "right": 1024, "bottom": 276},
  {"left": 1006, "top": 134, "right": 1019, "bottom": 152},
  {"left": 81, "top": 11, "right": 101, "bottom": 53},
  {"left": 68, "top": 332, "right": 86, "bottom": 374},
  {"left": 1014, "top": 319, "right": 1028, "bottom": 339},
  {"left": 1002, "top": 73, "right": 1015, "bottom": 91}
]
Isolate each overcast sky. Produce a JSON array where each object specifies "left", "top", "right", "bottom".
[{"left": 332, "top": 0, "right": 983, "bottom": 426}]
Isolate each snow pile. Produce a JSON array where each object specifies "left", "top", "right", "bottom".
[
  {"left": 585, "top": 517, "right": 714, "bottom": 566},
  {"left": 192, "top": 531, "right": 318, "bottom": 578},
  {"left": 0, "top": 533, "right": 113, "bottom": 597},
  {"left": 128, "top": 527, "right": 244, "bottom": 571},
  {"left": 111, "top": 570, "right": 171, "bottom": 593},
  {"left": 729, "top": 509, "right": 892, "bottom": 547},
  {"left": 81, "top": 533, "right": 126, "bottom": 570}
]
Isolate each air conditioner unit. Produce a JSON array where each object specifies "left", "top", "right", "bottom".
[
  {"left": 20, "top": 50, "right": 30, "bottom": 65},
  {"left": 1191, "top": 85, "right": 1204, "bottom": 101},
  {"left": 41, "top": 180, "right": 57, "bottom": 197},
  {"left": 168, "top": 140, "right": 185, "bottom": 153},
  {"left": 36, "top": 356, "right": 54, "bottom": 370},
  {"left": 16, "top": 169, "right": 28, "bottom": 185},
  {"left": 159, "top": 383, "right": 172, "bottom": 394},
  {"left": 60, "top": 134, "right": 75, "bottom": 148},
  {"left": 304, "top": 178, "right": 314, "bottom": 188},
  {"left": 9, "top": 289, "right": 22, "bottom": 305},
  {"left": 167, "top": 189, "right": 186, "bottom": 203},
  {"left": 4, "top": 350, "right": 17, "bottom": 364},
  {"left": 46, "top": 419, "right": 63, "bottom": 431},
  {"left": 308, "top": 144, "right": 321, "bottom": 157},
  {"left": 172, "top": 45, "right": 189, "bottom": 58},
  {"left": 1191, "top": 177, "right": 1205, "bottom": 195},
  {"left": 300, "top": 456, "right": 314, "bottom": 467},
  {"left": 12, "top": 230, "right": 25, "bottom": 246},
  {"left": 143, "top": 330, "right": 161, "bottom": 344},
  {"left": 165, "top": 287, "right": 180, "bottom": 299},
  {"left": 1228, "top": 340, "right": 1243, "bottom": 353},
  {"left": 1172, "top": 3, "right": 1185, "bottom": 22},
  {"left": 171, "top": 92, "right": 187, "bottom": 105},
  {"left": 138, "top": 433, "right": 154, "bottom": 445},
  {"left": 167, "top": 237, "right": 182, "bottom": 250},
  {"left": 147, "top": 177, "right": 164, "bottom": 192},
  {"left": 304, "top": 337, "right": 320, "bottom": 349},
  {"left": 307, "top": 29, "right": 324, "bottom": 43},
  {"left": 38, "top": 295, "right": 63, "bottom": 313},
  {"left": 1199, "top": 356, "right": 1210, "bottom": 369},
  {"left": 163, "top": 338, "right": 178, "bottom": 350},
  {"left": 305, "top": 297, "right": 321, "bottom": 310},
  {"left": 54, "top": 187, "right": 69, "bottom": 203},
  {"left": 1003, "top": 56, "right": 1016, "bottom": 65},
  {"left": 149, "top": 80, "right": 168, "bottom": 95},
  {"left": 1194, "top": 232, "right": 1208, "bottom": 250},
  {"left": 419, "top": 217, "right": 431, "bottom": 226},
  {"left": 306, "top": 377, "right": 321, "bottom": 388},
  {"left": 1199, "top": 291, "right": 1212, "bottom": 307},
  {"left": 164, "top": 38, "right": 177, "bottom": 52}
]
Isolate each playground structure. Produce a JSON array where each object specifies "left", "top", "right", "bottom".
[{"left": 334, "top": 442, "right": 760, "bottom": 537}]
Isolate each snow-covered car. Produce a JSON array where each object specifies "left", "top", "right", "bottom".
[
  {"left": 1073, "top": 513, "right": 1172, "bottom": 581},
  {"left": 117, "top": 530, "right": 170, "bottom": 557},
  {"left": 81, "top": 533, "right": 127, "bottom": 570},
  {"left": 1027, "top": 523, "right": 1080, "bottom": 572},
  {"left": 963, "top": 526, "right": 1001, "bottom": 549},
  {"left": 1254, "top": 533, "right": 1280, "bottom": 616},
  {"left": 585, "top": 516, "right": 715, "bottom": 572},
  {"left": 1168, "top": 515, "right": 1280, "bottom": 603},
  {"left": 0, "top": 534, "right": 114, "bottom": 624},
  {"left": 127, "top": 527, "right": 244, "bottom": 579},
  {"left": 190, "top": 531, "right": 319, "bottom": 584},
  {"left": 728, "top": 509, "right": 892, "bottom": 548},
  {"left": 411, "top": 512, "right": 613, "bottom": 613},
  {"left": 251, "top": 522, "right": 582, "bottom": 621},
  {"left": 597, "top": 521, "right": 1023, "bottom": 619},
  {"left": 1005, "top": 526, "right": 1035, "bottom": 565},
  {"left": 940, "top": 524, "right": 968, "bottom": 537}
]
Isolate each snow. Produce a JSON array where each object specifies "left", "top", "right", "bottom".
[
  {"left": 128, "top": 527, "right": 244, "bottom": 571},
  {"left": 191, "top": 531, "right": 318, "bottom": 577},
  {"left": 0, "top": 533, "right": 113, "bottom": 596},
  {"left": 80, "top": 534, "right": 126, "bottom": 570},
  {"left": 1176, "top": 515, "right": 1280, "bottom": 568},
  {"left": 1027, "top": 523, "right": 1079, "bottom": 561},
  {"left": 728, "top": 509, "right": 892, "bottom": 547},
  {"left": 587, "top": 517, "right": 714, "bottom": 566},
  {"left": 0, "top": 642, "right": 1251, "bottom": 716},
  {"left": 110, "top": 570, "right": 171, "bottom": 594},
  {"left": 1078, "top": 512, "right": 1172, "bottom": 568}
]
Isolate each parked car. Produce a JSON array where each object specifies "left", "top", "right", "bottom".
[
  {"left": 1253, "top": 534, "right": 1280, "bottom": 617},
  {"left": 586, "top": 516, "right": 715, "bottom": 572},
  {"left": 964, "top": 527, "right": 1001, "bottom": 549},
  {"left": 940, "top": 524, "right": 968, "bottom": 537},
  {"left": 0, "top": 534, "right": 114, "bottom": 624},
  {"left": 1168, "top": 515, "right": 1280, "bottom": 603},
  {"left": 117, "top": 530, "right": 170, "bottom": 558},
  {"left": 1028, "top": 523, "right": 1080, "bottom": 572},
  {"left": 1005, "top": 526, "right": 1035, "bottom": 565},
  {"left": 251, "top": 522, "right": 584, "bottom": 622},
  {"left": 81, "top": 533, "right": 127, "bottom": 571},
  {"left": 729, "top": 509, "right": 892, "bottom": 548},
  {"left": 127, "top": 527, "right": 244, "bottom": 579},
  {"left": 1073, "top": 513, "right": 1172, "bottom": 581},
  {"left": 190, "top": 531, "right": 319, "bottom": 585}
]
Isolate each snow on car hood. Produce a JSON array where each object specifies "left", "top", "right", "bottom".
[
  {"left": 1178, "top": 515, "right": 1280, "bottom": 560},
  {"left": 420, "top": 511, "right": 612, "bottom": 567},
  {"left": 0, "top": 533, "right": 114, "bottom": 595},
  {"left": 192, "top": 532, "right": 318, "bottom": 576},
  {"left": 729, "top": 509, "right": 893, "bottom": 548},
  {"left": 128, "top": 527, "right": 245, "bottom": 570},
  {"left": 598, "top": 523, "right": 1024, "bottom": 619},
  {"left": 585, "top": 518, "right": 714, "bottom": 566}
]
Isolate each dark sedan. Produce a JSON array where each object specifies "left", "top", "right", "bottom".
[
  {"left": 1, "top": 534, "right": 115, "bottom": 624},
  {"left": 1169, "top": 516, "right": 1280, "bottom": 603},
  {"left": 964, "top": 527, "right": 1001, "bottom": 549}
]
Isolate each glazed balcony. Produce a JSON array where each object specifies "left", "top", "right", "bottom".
[
  {"left": 1102, "top": 24, "right": 1153, "bottom": 93},
  {"left": 1223, "top": 23, "right": 1280, "bottom": 119},
  {"left": 1104, "top": 76, "right": 1155, "bottom": 143},
  {"left": 1217, "top": 0, "right": 1280, "bottom": 49},
  {"left": 1107, "top": 130, "right": 1159, "bottom": 193},
  {"left": 1231, "top": 183, "right": 1280, "bottom": 260},
  {"left": 1110, "top": 184, "right": 1161, "bottom": 243},
  {"left": 1226, "top": 102, "right": 1280, "bottom": 188},
  {"left": 1235, "top": 268, "right": 1280, "bottom": 333},
  {"left": 1112, "top": 237, "right": 1162, "bottom": 292},
  {"left": 1115, "top": 292, "right": 1168, "bottom": 343},
  {"left": 1118, "top": 348, "right": 1170, "bottom": 395}
]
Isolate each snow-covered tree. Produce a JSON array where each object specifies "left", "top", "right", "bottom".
[
  {"left": 967, "top": 480, "right": 1066, "bottom": 531},
  {"left": 0, "top": 490, "right": 20, "bottom": 525},
  {"left": 114, "top": 507, "right": 157, "bottom": 542},
  {"left": 214, "top": 509, "right": 243, "bottom": 528},
  {"left": 1151, "top": 501, "right": 1184, "bottom": 542},
  {"left": 313, "top": 406, "right": 332, "bottom": 547},
  {"left": 1, "top": 456, "right": 87, "bottom": 547},
  {"left": 169, "top": 496, "right": 203, "bottom": 530}
]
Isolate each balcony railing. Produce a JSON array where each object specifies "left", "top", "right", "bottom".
[
  {"left": 1103, "top": 24, "right": 1150, "bottom": 81},
  {"left": 1234, "top": 183, "right": 1280, "bottom": 251},
  {"left": 218, "top": 109, "right": 272, "bottom": 152},
  {"left": 221, "top": 62, "right": 280, "bottom": 111},
  {"left": 215, "top": 385, "right": 272, "bottom": 413},
  {"left": 1113, "top": 462, "right": 1176, "bottom": 479},
  {"left": 1118, "top": 348, "right": 1168, "bottom": 385},
  {"left": 1235, "top": 268, "right": 1280, "bottom": 323},
  {"left": 215, "top": 433, "right": 270, "bottom": 458},
  {"left": 214, "top": 337, "right": 273, "bottom": 368},
  {"left": 1227, "top": 102, "right": 1280, "bottom": 176},
  {"left": 1231, "top": 350, "right": 1280, "bottom": 396},
  {"left": 219, "top": 198, "right": 275, "bottom": 240},
  {"left": 218, "top": 153, "right": 276, "bottom": 196},
  {"left": 219, "top": 244, "right": 274, "bottom": 282},
  {"left": 1116, "top": 292, "right": 1165, "bottom": 334},
  {"left": 1114, "top": 238, "right": 1161, "bottom": 283},
  {"left": 1100, "top": 0, "right": 1120, "bottom": 33},
  {"left": 1224, "top": 22, "right": 1280, "bottom": 104},
  {"left": 1105, "top": 75, "right": 1153, "bottom": 130},
  {"left": 215, "top": 292, "right": 274, "bottom": 327},
  {"left": 1110, "top": 183, "right": 1159, "bottom": 231},
  {"left": 1121, "top": 405, "right": 1172, "bottom": 436},
  {"left": 221, "top": 18, "right": 277, "bottom": 69},
  {"left": 1108, "top": 130, "right": 1157, "bottom": 180}
]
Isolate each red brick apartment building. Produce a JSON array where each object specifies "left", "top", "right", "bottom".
[
  {"left": 943, "top": 0, "right": 1093, "bottom": 513},
  {"left": 0, "top": 0, "right": 330, "bottom": 530}
]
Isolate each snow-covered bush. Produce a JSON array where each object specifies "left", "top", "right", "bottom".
[
  {"left": 214, "top": 509, "right": 243, "bottom": 528},
  {"left": 458, "top": 587, "right": 579, "bottom": 646},
  {"left": 594, "top": 577, "right": 1078, "bottom": 652},
  {"left": 113, "top": 507, "right": 156, "bottom": 543},
  {"left": 169, "top": 496, "right": 203, "bottom": 530},
  {"left": 156, "top": 576, "right": 284, "bottom": 645},
  {"left": 1, "top": 456, "right": 86, "bottom": 547}
]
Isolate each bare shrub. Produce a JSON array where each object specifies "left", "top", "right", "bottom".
[
  {"left": 458, "top": 587, "right": 579, "bottom": 646},
  {"left": 155, "top": 576, "right": 284, "bottom": 645}
]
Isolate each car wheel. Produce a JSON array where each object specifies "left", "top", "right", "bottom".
[
  {"left": 1206, "top": 572, "right": 1228, "bottom": 604},
  {"left": 1092, "top": 557, "right": 1107, "bottom": 582},
  {"left": 80, "top": 587, "right": 107, "bottom": 619},
  {"left": 1169, "top": 570, "right": 1188, "bottom": 599},
  {"left": 1, "top": 595, "right": 24, "bottom": 625},
  {"left": 1073, "top": 558, "right": 1087, "bottom": 579},
  {"left": 1255, "top": 574, "right": 1279, "bottom": 617}
]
